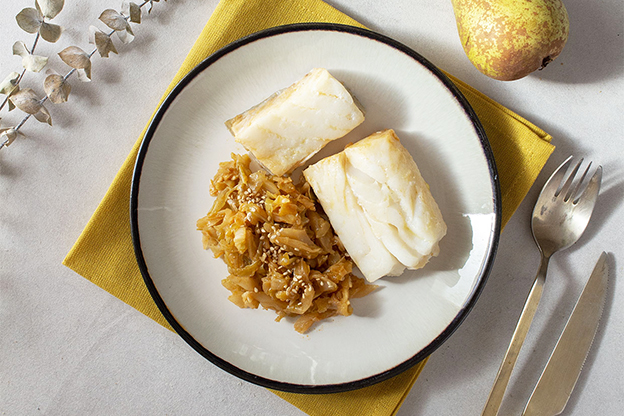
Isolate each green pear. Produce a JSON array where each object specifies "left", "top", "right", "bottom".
[{"left": 451, "top": 0, "right": 569, "bottom": 81}]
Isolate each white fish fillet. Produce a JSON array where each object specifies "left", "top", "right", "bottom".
[
  {"left": 225, "top": 68, "right": 365, "bottom": 176},
  {"left": 303, "top": 129, "right": 447, "bottom": 282}
]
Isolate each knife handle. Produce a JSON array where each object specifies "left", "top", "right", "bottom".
[{"left": 481, "top": 254, "right": 550, "bottom": 416}]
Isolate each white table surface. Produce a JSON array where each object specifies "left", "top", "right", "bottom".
[{"left": 1, "top": 1, "right": 622, "bottom": 415}]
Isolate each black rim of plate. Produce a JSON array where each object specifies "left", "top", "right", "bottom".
[{"left": 130, "top": 22, "right": 501, "bottom": 394}]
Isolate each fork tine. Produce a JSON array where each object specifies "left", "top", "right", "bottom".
[
  {"left": 556, "top": 158, "right": 584, "bottom": 198},
  {"left": 574, "top": 165, "right": 602, "bottom": 206},
  {"left": 567, "top": 162, "right": 592, "bottom": 202},
  {"left": 540, "top": 156, "right": 573, "bottom": 198}
]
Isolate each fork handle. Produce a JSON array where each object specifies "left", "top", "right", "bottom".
[{"left": 481, "top": 254, "right": 551, "bottom": 416}]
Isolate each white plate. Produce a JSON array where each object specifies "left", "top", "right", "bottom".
[{"left": 131, "top": 23, "right": 501, "bottom": 393}]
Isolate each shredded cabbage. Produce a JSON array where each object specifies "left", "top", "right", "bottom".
[{"left": 197, "top": 153, "right": 377, "bottom": 333}]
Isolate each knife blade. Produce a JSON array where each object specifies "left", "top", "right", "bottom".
[{"left": 522, "top": 252, "right": 609, "bottom": 416}]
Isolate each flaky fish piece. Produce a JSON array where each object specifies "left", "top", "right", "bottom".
[
  {"left": 225, "top": 68, "right": 365, "bottom": 176},
  {"left": 303, "top": 129, "right": 447, "bottom": 282}
]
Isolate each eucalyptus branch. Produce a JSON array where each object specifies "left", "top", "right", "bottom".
[
  {"left": 0, "top": 32, "right": 40, "bottom": 113},
  {"left": 1, "top": 0, "right": 166, "bottom": 151}
]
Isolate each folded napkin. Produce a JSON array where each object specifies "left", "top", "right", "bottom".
[{"left": 63, "top": 0, "right": 555, "bottom": 414}]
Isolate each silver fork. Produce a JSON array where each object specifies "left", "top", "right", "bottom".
[{"left": 481, "top": 156, "right": 602, "bottom": 416}]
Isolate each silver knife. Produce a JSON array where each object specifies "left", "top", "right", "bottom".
[{"left": 522, "top": 252, "right": 609, "bottom": 416}]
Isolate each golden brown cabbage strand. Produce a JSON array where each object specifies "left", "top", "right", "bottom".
[{"left": 197, "top": 153, "right": 377, "bottom": 333}]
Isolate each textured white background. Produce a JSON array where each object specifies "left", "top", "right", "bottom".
[{"left": 1, "top": 1, "right": 622, "bottom": 415}]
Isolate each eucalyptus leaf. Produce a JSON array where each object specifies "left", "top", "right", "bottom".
[
  {"left": 90, "top": 26, "right": 118, "bottom": 58},
  {"left": 130, "top": 2, "right": 141, "bottom": 23},
  {"left": 116, "top": 28, "right": 135, "bottom": 44},
  {"left": 58, "top": 46, "right": 90, "bottom": 70},
  {"left": 33, "top": 105, "right": 52, "bottom": 125},
  {"left": 12, "top": 41, "right": 29, "bottom": 58},
  {"left": 22, "top": 54, "right": 49, "bottom": 72},
  {"left": 9, "top": 88, "right": 42, "bottom": 115},
  {"left": 36, "top": 0, "right": 65, "bottom": 19},
  {"left": 39, "top": 22, "right": 63, "bottom": 43},
  {"left": 122, "top": 1, "right": 142, "bottom": 24},
  {"left": 75, "top": 68, "right": 92, "bottom": 83},
  {"left": 0, "top": 127, "right": 18, "bottom": 147},
  {"left": 96, "top": 31, "right": 118, "bottom": 57},
  {"left": 44, "top": 74, "right": 71, "bottom": 104},
  {"left": 99, "top": 9, "right": 129, "bottom": 31},
  {"left": 0, "top": 72, "right": 20, "bottom": 95},
  {"left": 16, "top": 8, "right": 42, "bottom": 34},
  {"left": 58, "top": 46, "right": 92, "bottom": 81},
  {"left": 13, "top": 42, "right": 49, "bottom": 72}
]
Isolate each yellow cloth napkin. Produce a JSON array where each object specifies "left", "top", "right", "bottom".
[{"left": 63, "top": 0, "right": 555, "bottom": 415}]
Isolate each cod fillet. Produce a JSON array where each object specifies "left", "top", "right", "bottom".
[
  {"left": 303, "top": 129, "right": 447, "bottom": 282},
  {"left": 226, "top": 68, "right": 365, "bottom": 176}
]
